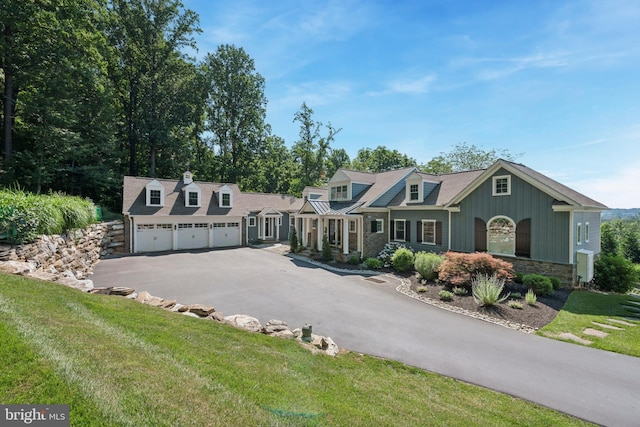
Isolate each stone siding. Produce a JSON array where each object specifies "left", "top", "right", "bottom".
[
  {"left": 494, "top": 255, "right": 575, "bottom": 287},
  {"left": 363, "top": 213, "right": 388, "bottom": 259}
]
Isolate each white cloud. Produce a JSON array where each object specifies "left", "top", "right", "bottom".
[
  {"left": 368, "top": 73, "right": 437, "bottom": 96},
  {"left": 569, "top": 162, "right": 640, "bottom": 209}
]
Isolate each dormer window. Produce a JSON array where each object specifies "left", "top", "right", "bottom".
[
  {"left": 410, "top": 184, "right": 419, "bottom": 201},
  {"left": 145, "top": 180, "right": 164, "bottom": 207},
  {"left": 183, "top": 182, "right": 201, "bottom": 207},
  {"left": 330, "top": 185, "right": 348, "bottom": 200},
  {"left": 219, "top": 185, "right": 233, "bottom": 208}
]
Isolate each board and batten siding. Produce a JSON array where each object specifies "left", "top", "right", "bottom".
[
  {"left": 390, "top": 210, "right": 449, "bottom": 253},
  {"left": 573, "top": 211, "right": 601, "bottom": 255},
  {"left": 370, "top": 181, "right": 407, "bottom": 207},
  {"left": 351, "top": 183, "right": 370, "bottom": 198},
  {"left": 449, "top": 168, "right": 571, "bottom": 264}
]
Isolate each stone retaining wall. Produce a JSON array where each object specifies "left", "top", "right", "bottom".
[
  {"left": 0, "top": 220, "right": 126, "bottom": 281},
  {"left": 494, "top": 255, "right": 575, "bottom": 287}
]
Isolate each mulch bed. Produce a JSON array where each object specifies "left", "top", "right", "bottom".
[{"left": 314, "top": 258, "right": 570, "bottom": 331}]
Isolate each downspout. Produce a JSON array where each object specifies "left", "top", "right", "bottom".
[
  {"left": 448, "top": 209, "right": 452, "bottom": 251},
  {"left": 129, "top": 215, "right": 134, "bottom": 253},
  {"left": 569, "top": 210, "right": 575, "bottom": 264}
]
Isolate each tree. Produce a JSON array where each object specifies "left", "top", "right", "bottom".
[
  {"left": 204, "top": 44, "right": 267, "bottom": 184},
  {"left": 600, "top": 222, "right": 619, "bottom": 256},
  {"left": 351, "top": 146, "right": 416, "bottom": 173},
  {"left": 621, "top": 229, "right": 640, "bottom": 264},
  {"left": 242, "top": 135, "right": 295, "bottom": 194},
  {"left": 429, "top": 142, "right": 522, "bottom": 172},
  {"left": 326, "top": 148, "right": 350, "bottom": 178},
  {"left": 290, "top": 103, "right": 340, "bottom": 194},
  {"left": 107, "top": 0, "right": 200, "bottom": 177}
]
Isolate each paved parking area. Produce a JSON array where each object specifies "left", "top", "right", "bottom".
[{"left": 92, "top": 247, "right": 640, "bottom": 426}]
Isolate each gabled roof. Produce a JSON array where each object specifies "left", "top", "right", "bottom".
[
  {"left": 387, "top": 169, "right": 485, "bottom": 207},
  {"left": 447, "top": 160, "right": 608, "bottom": 209},
  {"left": 357, "top": 167, "right": 417, "bottom": 207},
  {"left": 301, "top": 200, "right": 365, "bottom": 216},
  {"left": 122, "top": 176, "right": 303, "bottom": 217}
]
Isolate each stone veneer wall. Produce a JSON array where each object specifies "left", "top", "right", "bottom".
[
  {"left": 362, "top": 212, "right": 388, "bottom": 259},
  {"left": 0, "top": 220, "right": 126, "bottom": 280},
  {"left": 494, "top": 255, "right": 575, "bottom": 287}
]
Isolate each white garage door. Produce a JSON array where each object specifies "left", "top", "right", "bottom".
[
  {"left": 136, "top": 223, "right": 173, "bottom": 252},
  {"left": 212, "top": 222, "right": 240, "bottom": 247},
  {"left": 177, "top": 223, "right": 209, "bottom": 250}
]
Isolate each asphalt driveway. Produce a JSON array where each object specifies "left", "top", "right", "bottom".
[{"left": 92, "top": 247, "right": 640, "bottom": 426}]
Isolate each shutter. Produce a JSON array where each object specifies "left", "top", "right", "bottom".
[
  {"left": 516, "top": 218, "right": 531, "bottom": 258},
  {"left": 371, "top": 219, "right": 377, "bottom": 233},
  {"left": 475, "top": 218, "right": 487, "bottom": 252},
  {"left": 405, "top": 221, "right": 410, "bottom": 242},
  {"left": 436, "top": 222, "right": 443, "bottom": 245},
  {"left": 390, "top": 220, "right": 395, "bottom": 240},
  {"left": 417, "top": 221, "right": 422, "bottom": 243}
]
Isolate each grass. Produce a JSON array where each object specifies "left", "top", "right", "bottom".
[
  {"left": 0, "top": 273, "right": 591, "bottom": 426},
  {"left": 539, "top": 290, "right": 640, "bottom": 357}
]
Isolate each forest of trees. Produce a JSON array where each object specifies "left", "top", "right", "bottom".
[{"left": 1, "top": 0, "right": 519, "bottom": 211}]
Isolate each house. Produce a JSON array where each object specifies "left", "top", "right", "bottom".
[
  {"left": 122, "top": 172, "right": 302, "bottom": 253},
  {"left": 296, "top": 160, "right": 607, "bottom": 285}
]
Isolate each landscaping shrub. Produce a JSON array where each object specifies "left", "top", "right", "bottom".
[
  {"left": 594, "top": 254, "right": 638, "bottom": 294},
  {"left": 321, "top": 234, "right": 332, "bottom": 261},
  {"left": 508, "top": 300, "right": 523, "bottom": 309},
  {"left": 472, "top": 274, "right": 509, "bottom": 307},
  {"left": 549, "top": 276, "right": 562, "bottom": 290},
  {"left": 348, "top": 255, "right": 360, "bottom": 265},
  {"left": 525, "top": 289, "right": 537, "bottom": 306},
  {"left": 414, "top": 251, "right": 444, "bottom": 281},
  {"left": 438, "top": 290, "right": 453, "bottom": 302},
  {"left": 523, "top": 274, "right": 553, "bottom": 297},
  {"left": 416, "top": 285, "right": 427, "bottom": 293},
  {"left": 364, "top": 258, "right": 383, "bottom": 269},
  {"left": 289, "top": 227, "right": 298, "bottom": 253},
  {"left": 391, "top": 248, "right": 415, "bottom": 272},
  {"left": 510, "top": 292, "right": 522, "bottom": 299},
  {"left": 377, "top": 242, "right": 410, "bottom": 267},
  {"left": 514, "top": 272, "right": 524, "bottom": 284},
  {"left": 438, "top": 252, "right": 514, "bottom": 287},
  {"left": 452, "top": 286, "right": 468, "bottom": 296}
]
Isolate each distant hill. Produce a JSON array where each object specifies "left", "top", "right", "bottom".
[{"left": 602, "top": 208, "right": 640, "bottom": 221}]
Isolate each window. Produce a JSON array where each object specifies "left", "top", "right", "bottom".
[
  {"left": 487, "top": 216, "right": 516, "bottom": 256},
  {"left": 371, "top": 218, "right": 384, "bottom": 233},
  {"left": 149, "top": 190, "right": 161, "bottom": 205},
  {"left": 221, "top": 193, "right": 231, "bottom": 207},
  {"left": 577, "top": 223, "right": 583, "bottom": 245},
  {"left": 187, "top": 191, "right": 199, "bottom": 207},
  {"left": 278, "top": 217, "right": 283, "bottom": 226},
  {"left": 349, "top": 220, "right": 356, "bottom": 233},
  {"left": 249, "top": 217, "right": 256, "bottom": 227},
  {"left": 585, "top": 222, "right": 590, "bottom": 243},
  {"left": 410, "top": 184, "right": 419, "bottom": 201},
  {"left": 422, "top": 220, "right": 436, "bottom": 245},
  {"left": 492, "top": 175, "right": 511, "bottom": 196},
  {"left": 330, "top": 185, "right": 348, "bottom": 200},
  {"left": 394, "top": 220, "right": 406, "bottom": 241}
]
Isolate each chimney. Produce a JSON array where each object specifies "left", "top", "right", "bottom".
[{"left": 183, "top": 171, "right": 193, "bottom": 184}]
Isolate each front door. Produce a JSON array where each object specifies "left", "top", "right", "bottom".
[{"left": 264, "top": 217, "right": 273, "bottom": 239}]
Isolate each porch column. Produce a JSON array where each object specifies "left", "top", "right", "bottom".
[
  {"left": 357, "top": 218, "right": 362, "bottom": 253},
  {"left": 342, "top": 218, "right": 349, "bottom": 255},
  {"left": 276, "top": 217, "right": 280, "bottom": 240},
  {"left": 301, "top": 218, "right": 307, "bottom": 246},
  {"left": 317, "top": 217, "right": 323, "bottom": 251}
]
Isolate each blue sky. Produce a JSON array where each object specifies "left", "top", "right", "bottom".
[{"left": 183, "top": 0, "right": 639, "bottom": 208}]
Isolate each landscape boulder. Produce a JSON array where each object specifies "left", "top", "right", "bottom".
[{"left": 224, "top": 314, "right": 262, "bottom": 332}]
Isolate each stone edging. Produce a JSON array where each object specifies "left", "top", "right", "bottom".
[{"left": 395, "top": 277, "right": 537, "bottom": 334}]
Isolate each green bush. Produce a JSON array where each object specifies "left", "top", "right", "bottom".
[
  {"left": 594, "top": 254, "right": 638, "bottom": 294},
  {"left": 364, "top": 258, "right": 383, "bottom": 269},
  {"left": 321, "top": 234, "right": 332, "bottom": 261},
  {"left": 377, "top": 242, "right": 410, "bottom": 267},
  {"left": 549, "top": 276, "right": 562, "bottom": 290},
  {"left": 438, "top": 290, "right": 453, "bottom": 302},
  {"left": 414, "top": 251, "right": 444, "bottom": 281},
  {"left": 348, "top": 255, "right": 360, "bottom": 265},
  {"left": 523, "top": 274, "right": 553, "bottom": 297},
  {"left": 514, "top": 272, "right": 524, "bottom": 284},
  {"left": 289, "top": 227, "right": 298, "bottom": 253},
  {"left": 452, "top": 286, "right": 468, "bottom": 296},
  {"left": 391, "top": 248, "right": 415, "bottom": 272},
  {"left": 525, "top": 289, "right": 537, "bottom": 306},
  {"left": 472, "top": 274, "right": 509, "bottom": 307},
  {"left": 510, "top": 292, "right": 522, "bottom": 299},
  {"left": 416, "top": 285, "right": 427, "bottom": 293},
  {"left": 438, "top": 252, "right": 514, "bottom": 287},
  {"left": 508, "top": 300, "right": 523, "bottom": 309}
]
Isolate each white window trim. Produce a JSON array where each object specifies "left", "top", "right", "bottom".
[
  {"left": 492, "top": 175, "right": 511, "bottom": 196},
  {"left": 486, "top": 215, "right": 516, "bottom": 257},
  {"left": 248, "top": 217, "right": 256, "bottom": 227},
  {"left": 375, "top": 218, "right": 384, "bottom": 234},
  {"left": 349, "top": 220, "right": 356, "bottom": 233},
  {"left": 330, "top": 183, "right": 349, "bottom": 201},
  {"left": 145, "top": 182, "right": 164, "bottom": 207},
  {"left": 577, "top": 222, "right": 583, "bottom": 245},
  {"left": 185, "top": 189, "right": 201, "bottom": 207},
  {"left": 220, "top": 192, "right": 232, "bottom": 208},
  {"left": 422, "top": 219, "right": 436, "bottom": 245},
  {"left": 585, "top": 222, "right": 590, "bottom": 243},
  {"left": 394, "top": 219, "right": 406, "bottom": 242}
]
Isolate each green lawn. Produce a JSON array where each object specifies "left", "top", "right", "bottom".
[
  {"left": 539, "top": 290, "right": 640, "bottom": 357},
  {"left": 0, "top": 273, "right": 590, "bottom": 426}
]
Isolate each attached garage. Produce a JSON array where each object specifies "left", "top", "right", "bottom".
[
  {"left": 177, "top": 223, "right": 209, "bottom": 250},
  {"left": 136, "top": 223, "right": 173, "bottom": 252},
  {"left": 212, "top": 222, "right": 241, "bottom": 247}
]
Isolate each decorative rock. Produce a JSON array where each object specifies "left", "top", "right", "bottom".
[
  {"left": 207, "top": 312, "right": 225, "bottom": 322},
  {"left": 135, "top": 291, "right": 152, "bottom": 303},
  {"left": 125, "top": 292, "right": 138, "bottom": 300},
  {"left": 90, "top": 287, "right": 113, "bottom": 295},
  {"left": 172, "top": 303, "right": 185, "bottom": 312},
  {"left": 182, "top": 311, "right": 201, "bottom": 318},
  {"left": 0, "top": 261, "right": 37, "bottom": 274},
  {"left": 224, "top": 314, "right": 263, "bottom": 332},
  {"left": 56, "top": 276, "right": 94, "bottom": 292},
  {"left": 161, "top": 299, "right": 177, "bottom": 310},
  {"left": 110, "top": 287, "right": 136, "bottom": 296},
  {"left": 271, "top": 329, "right": 295, "bottom": 339},
  {"left": 184, "top": 304, "right": 215, "bottom": 317},
  {"left": 26, "top": 270, "right": 58, "bottom": 282},
  {"left": 263, "top": 319, "right": 289, "bottom": 334},
  {"left": 146, "top": 296, "right": 166, "bottom": 307}
]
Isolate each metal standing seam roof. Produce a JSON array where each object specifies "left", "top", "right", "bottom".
[{"left": 305, "top": 200, "right": 365, "bottom": 215}]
